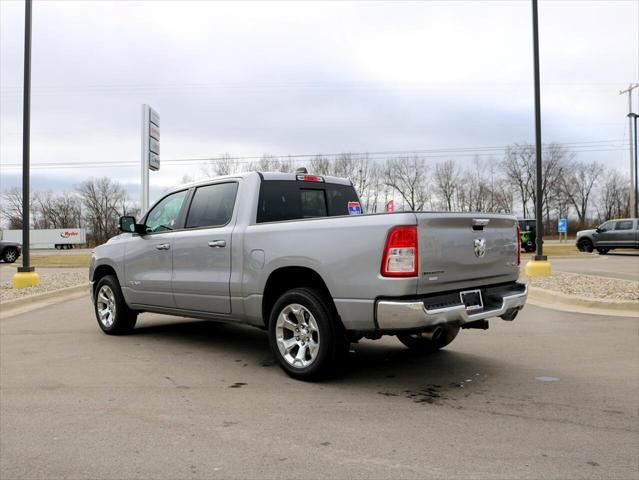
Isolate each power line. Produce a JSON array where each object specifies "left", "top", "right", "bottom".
[
  {"left": 0, "top": 142, "right": 627, "bottom": 170},
  {"left": 0, "top": 81, "right": 629, "bottom": 97}
]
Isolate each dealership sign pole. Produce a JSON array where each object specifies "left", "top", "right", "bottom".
[
  {"left": 12, "top": 0, "right": 40, "bottom": 288},
  {"left": 141, "top": 104, "right": 160, "bottom": 214}
]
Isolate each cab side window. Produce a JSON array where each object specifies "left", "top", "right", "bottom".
[
  {"left": 598, "top": 221, "right": 613, "bottom": 232},
  {"left": 145, "top": 190, "right": 188, "bottom": 233},
  {"left": 186, "top": 182, "right": 238, "bottom": 229},
  {"left": 615, "top": 220, "right": 633, "bottom": 231}
]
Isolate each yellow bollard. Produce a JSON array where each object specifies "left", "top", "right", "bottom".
[
  {"left": 11, "top": 271, "right": 40, "bottom": 288},
  {"left": 525, "top": 259, "right": 552, "bottom": 277}
]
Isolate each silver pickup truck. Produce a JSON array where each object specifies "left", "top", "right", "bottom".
[
  {"left": 90, "top": 171, "right": 527, "bottom": 379},
  {"left": 575, "top": 218, "right": 639, "bottom": 254}
]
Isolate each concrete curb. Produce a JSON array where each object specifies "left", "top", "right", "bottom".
[
  {"left": 0, "top": 284, "right": 90, "bottom": 318},
  {"left": 527, "top": 286, "right": 639, "bottom": 317}
]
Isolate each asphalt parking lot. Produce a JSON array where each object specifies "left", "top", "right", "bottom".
[{"left": 1, "top": 296, "right": 637, "bottom": 479}]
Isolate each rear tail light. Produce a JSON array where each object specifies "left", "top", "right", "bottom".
[
  {"left": 381, "top": 226, "right": 418, "bottom": 277},
  {"left": 517, "top": 224, "right": 521, "bottom": 265}
]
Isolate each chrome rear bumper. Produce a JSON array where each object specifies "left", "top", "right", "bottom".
[{"left": 376, "top": 284, "right": 528, "bottom": 330}]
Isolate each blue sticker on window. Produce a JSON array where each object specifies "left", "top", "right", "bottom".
[{"left": 348, "top": 201, "right": 362, "bottom": 215}]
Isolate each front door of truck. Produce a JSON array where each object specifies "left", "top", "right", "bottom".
[
  {"left": 594, "top": 220, "right": 615, "bottom": 247},
  {"left": 124, "top": 189, "right": 189, "bottom": 308}
]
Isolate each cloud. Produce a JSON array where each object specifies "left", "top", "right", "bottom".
[{"left": 1, "top": 0, "right": 637, "bottom": 200}]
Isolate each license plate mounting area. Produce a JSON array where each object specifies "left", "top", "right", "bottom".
[{"left": 460, "top": 289, "right": 483, "bottom": 312}]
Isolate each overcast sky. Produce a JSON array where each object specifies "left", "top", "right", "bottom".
[{"left": 1, "top": 0, "right": 638, "bottom": 203}]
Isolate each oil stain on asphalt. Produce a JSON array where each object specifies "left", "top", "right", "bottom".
[{"left": 229, "top": 382, "right": 247, "bottom": 388}]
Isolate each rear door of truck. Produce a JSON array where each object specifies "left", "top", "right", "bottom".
[
  {"left": 171, "top": 181, "right": 239, "bottom": 314},
  {"left": 415, "top": 213, "right": 520, "bottom": 294}
]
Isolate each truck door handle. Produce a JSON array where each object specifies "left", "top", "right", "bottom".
[
  {"left": 155, "top": 243, "right": 170, "bottom": 250},
  {"left": 208, "top": 240, "right": 226, "bottom": 248}
]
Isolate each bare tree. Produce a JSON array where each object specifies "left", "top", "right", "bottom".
[
  {"left": 535, "top": 143, "right": 570, "bottom": 230},
  {"left": 333, "top": 153, "right": 379, "bottom": 212},
  {"left": 0, "top": 187, "right": 26, "bottom": 229},
  {"left": 561, "top": 160, "right": 604, "bottom": 228},
  {"left": 384, "top": 156, "right": 430, "bottom": 211},
  {"left": 502, "top": 142, "right": 570, "bottom": 221},
  {"left": 248, "top": 154, "right": 295, "bottom": 173},
  {"left": 201, "top": 153, "right": 242, "bottom": 177},
  {"left": 309, "top": 154, "right": 331, "bottom": 175},
  {"left": 596, "top": 169, "right": 630, "bottom": 221},
  {"left": 433, "top": 159, "right": 460, "bottom": 211},
  {"left": 307, "top": 153, "right": 381, "bottom": 212},
  {"left": 502, "top": 144, "right": 535, "bottom": 217},
  {"left": 33, "top": 191, "right": 82, "bottom": 229},
  {"left": 76, "top": 177, "right": 128, "bottom": 246}
]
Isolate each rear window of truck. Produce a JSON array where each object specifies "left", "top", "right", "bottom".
[{"left": 256, "top": 180, "right": 360, "bottom": 223}]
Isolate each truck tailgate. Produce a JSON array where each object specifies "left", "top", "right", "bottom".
[{"left": 416, "top": 213, "right": 519, "bottom": 294}]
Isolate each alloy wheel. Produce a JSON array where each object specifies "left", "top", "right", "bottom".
[
  {"left": 96, "top": 285, "right": 117, "bottom": 328},
  {"left": 275, "top": 303, "right": 320, "bottom": 368}
]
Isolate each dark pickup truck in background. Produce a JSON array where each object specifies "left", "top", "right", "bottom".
[{"left": 576, "top": 218, "right": 639, "bottom": 254}]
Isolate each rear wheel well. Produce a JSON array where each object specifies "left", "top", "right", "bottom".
[{"left": 262, "top": 267, "right": 340, "bottom": 329}]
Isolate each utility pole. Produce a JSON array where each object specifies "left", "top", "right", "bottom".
[
  {"left": 525, "top": 0, "right": 551, "bottom": 276},
  {"left": 12, "top": 0, "right": 39, "bottom": 289},
  {"left": 620, "top": 84, "right": 639, "bottom": 218}
]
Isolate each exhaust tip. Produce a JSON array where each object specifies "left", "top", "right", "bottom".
[{"left": 500, "top": 308, "right": 520, "bottom": 321}]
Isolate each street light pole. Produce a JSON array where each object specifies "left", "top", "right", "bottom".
[
  {"left": 629, "top": 113, "right": 638, "bottom": 217},
  {"left": 525, "top": 0, "right": 551, "bottom": 276},
  {"left": 12, "top": 0, "right": 39, "bottom": 288}
]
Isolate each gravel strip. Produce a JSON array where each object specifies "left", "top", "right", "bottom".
[
  {"left": 0, "top": 269, "right": 88, "bottom": 303},
  {"left": 522, "top": 271, "right": 639, "bottom": 302}
]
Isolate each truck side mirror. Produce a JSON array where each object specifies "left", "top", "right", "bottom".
[
  {"left": 595, "top": 227, "right": 602, "bottom": 233},
  {"left": 120, "top": 216, "right": 148, "bottom": 235},
  {"left": 119, "top": 216, "right": 141, "bottom": 233},
  {"left": 119, "top": 216, "right": 135, "bottom": 232}
]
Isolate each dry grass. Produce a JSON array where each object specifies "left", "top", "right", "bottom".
[
  {"left": 27, "top": 254, "right": 91, "bottom": 268},
  {"left": 522, "top": 242, "right": 584, "bottom": 258}
]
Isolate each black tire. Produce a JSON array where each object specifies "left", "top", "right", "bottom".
[
  {"left": 268, "top": 287, "right": 348, "bottom": 381},
  {"left": 597, "top": 248, "right": 609, "bottom": 255},
  {"left": 93, "top": 275, "right": 137, "bottom": 335},
  {"left": 524, "top": 243, "right": 535, "bottom": 253},
  {"left": 2, "top": 247, "right": 19, "bottom": 263},
  {"left": 577, "top": 239, "right": 594, "bottom": 253},
  {"left": 397, "top": 326, "right": 460, "bottom": 353}
]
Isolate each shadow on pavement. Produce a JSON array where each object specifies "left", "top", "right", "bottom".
[{"left": 129, "top": 317, "right": 505, "bottom": 396}]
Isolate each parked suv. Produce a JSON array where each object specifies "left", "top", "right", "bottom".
[
  {"left": 575, "top": 218, "right": 639, "bottom": 254},
  {"left": 0, "top": 239, "right": 21, "bottom": 263},
  {"left": 90, "top": 171, "right": 527, "bottom": 379}
]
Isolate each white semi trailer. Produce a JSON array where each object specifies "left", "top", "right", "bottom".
[{"left": 0, "top": 228, "right": 87, "bottom": 249}]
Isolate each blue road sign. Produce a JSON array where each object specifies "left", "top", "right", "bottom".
[{"left": 558, "top": 218, "right": 567, "bottom": 233}]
